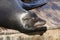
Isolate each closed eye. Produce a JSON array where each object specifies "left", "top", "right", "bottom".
[{"left": 22, "top": 17, "right": 31, "bottom": 20}]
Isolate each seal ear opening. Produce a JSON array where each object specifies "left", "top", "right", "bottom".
[{"left": 21, "top": 0, "right": 47, "bottom": 10}]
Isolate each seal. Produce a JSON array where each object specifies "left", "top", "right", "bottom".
[{"left": 0, "top": 0, "right": 47, "bottom": 35}]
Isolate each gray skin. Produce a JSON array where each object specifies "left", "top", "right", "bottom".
[{"left": 0, "top": 0, "right": 47, "bottom": 35}]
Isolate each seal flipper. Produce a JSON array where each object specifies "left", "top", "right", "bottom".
[{"left": 21, "top": 0, "right": 47, "bottom": 10}]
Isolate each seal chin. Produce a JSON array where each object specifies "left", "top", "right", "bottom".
[
  {"left": 23, "top": 22, "right": 45, "bottom": 30},
  {"left": 24, "top": 26, "right": 36, "bottom": 30}
]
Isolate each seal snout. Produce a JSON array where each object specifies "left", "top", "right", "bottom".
[{"left": 34, "top": 18, "right": 46, "bottom": 28}]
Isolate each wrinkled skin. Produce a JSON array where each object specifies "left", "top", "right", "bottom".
[
  {"left": 0, "top": 0, "right": 47, "bottom": 35},
  {"left": 22, "top": 11, "right": 46, "bottom": 30},
  {"left": 20, "top": 11, "right": 47, "bottom": 35}
]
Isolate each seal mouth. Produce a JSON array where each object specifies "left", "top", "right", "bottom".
[{"left": 34, "top": 21, "right": 46, "bottom": 28}]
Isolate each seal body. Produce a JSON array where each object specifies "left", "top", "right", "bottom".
[{"left": 0, "top": 0, "right": 47, "bottom": 35}]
